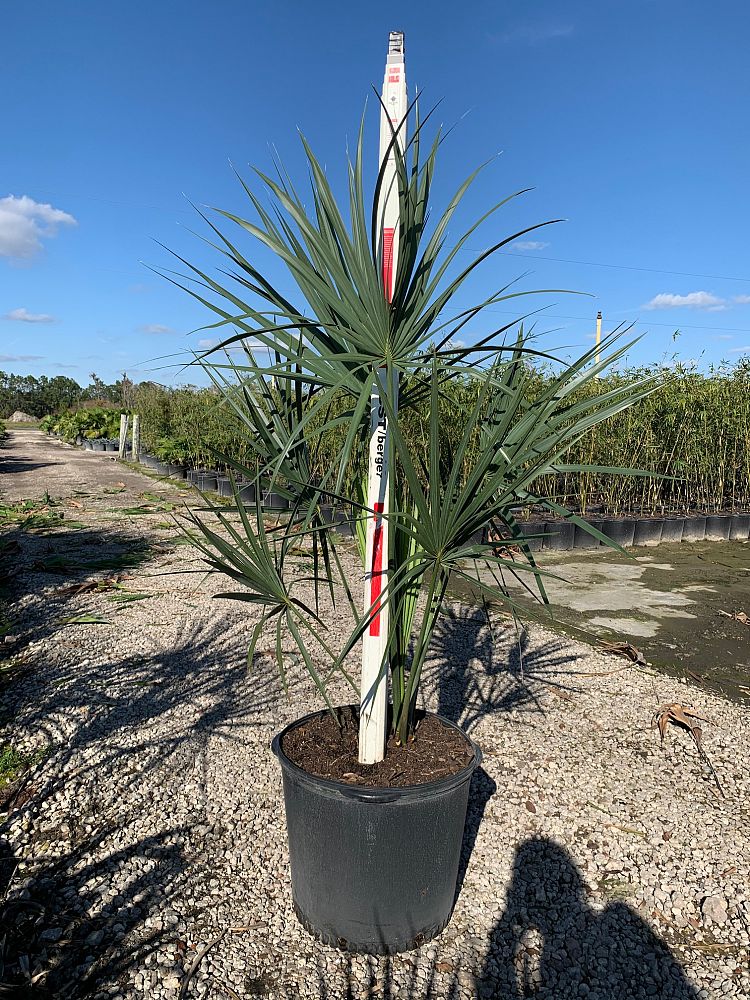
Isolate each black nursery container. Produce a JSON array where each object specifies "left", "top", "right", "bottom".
[
  {"left": 633, "top": 518, "right": 664, "bottom": 547},
  {"left": 272, "top": 709, "right": 480, "bottom": 955},
  {"left": 262, "top": 490, "right": 290, "bottom": 511},
  {"left": 661, "top": 517, "right": 685, "bottom": 544},
  {"left": 599, "top": 518, "right": 636, "bottom": 548},
  {"left": 682, "top": 515, "right": 706, "bottom": 542},
  {"left": 705, "top": 514, "right": 731, "bottom": 541},
  {"left": 542, "top": 520, "right": 575, "bottom": 551},
  {"left": 217, "top": 476, "right": 233, "bottom": 497},
  {"left": 729, "top": 513, "right": 750, "bottom": 541},
  {"left": 573, "top": 519, "right": 603, "bottom": 549},
  {"left": 516, "top": 521, "right": 546, "bottom": 552},
  {"left": 92, "top": 439, "right": 106, "bottom": 452}
]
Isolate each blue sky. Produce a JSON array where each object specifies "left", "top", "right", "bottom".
[{"left": 2, "top": 0, "right": 750, "bottom": 385}]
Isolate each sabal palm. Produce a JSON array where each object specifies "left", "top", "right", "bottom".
[{"left": 171, "top": 110, "right": 657, "bottom": 745}]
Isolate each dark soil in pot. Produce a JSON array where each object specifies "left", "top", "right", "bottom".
[
  {"left": 705, "top": 514, "right": 731, "bottom": 541},
  {"left": 599, "top": 518, "right": 635, "bottom": 547},
  {"left": 729, "top": 513, "right": 750, "bottom": 541},
  {"left": 633, "top": 518, "right": 664, "bottom": 546},
  {"left": 282, "top": 706, "right": 472, "bottom": 788}
]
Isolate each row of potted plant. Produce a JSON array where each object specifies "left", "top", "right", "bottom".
[
  {"left": 515, "top": 511, "right": 750, "bottom": 550},
  {"left": 40, "top": 408, "right": 124, "bottom": 444}
]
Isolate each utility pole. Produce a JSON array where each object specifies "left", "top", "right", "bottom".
[
  {"left": 595, "top": 311, "right": 602, "bottom": 368},
  {"left": 359, "top": 30, "right": 407, "bottom": 765}
]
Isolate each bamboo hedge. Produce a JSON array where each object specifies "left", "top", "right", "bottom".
[{"left": 128, "top": 358, "right": 750, "bottom": 515}]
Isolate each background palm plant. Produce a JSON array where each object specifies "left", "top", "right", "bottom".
[{"left": 171, "top": 109, "right": 659, "bottom": 756}]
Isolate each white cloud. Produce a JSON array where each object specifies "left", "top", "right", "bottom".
[
  {"left": 509, "top": 240, "right": 550, "bottom": 251},
  {"left": 4, "top": 307, "right": 54, "bottom": 323},
  {"left": 733, "top": 295, "right": 750, "bottom": 305},
  {"left": 197, "top": 338, "right": 218, "bottom": 349},
  {"left": 0, "top": 195, "right": 77, "bottom": 260},
  {"left": 643, "top": 291, "right": 727, "bottom": 311},
  {"left": 0, "top": 353, "right": 44, "bottom": 362},
  {"left": 714, "top": 334, "right": 734, "bottom": 340},
  {"left": 140, "top": 323, "right": 174, "bottom": 335},
  {"left": 729, "top": 346, "right": 750, "bottom": 354},
  {"left": 493, "top": 23, "right": 573, "bottom": 45}
]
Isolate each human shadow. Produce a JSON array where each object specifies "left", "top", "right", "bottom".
[
  {"left": 479, "top": 837, "right": 699, "bottom": 999},
  {"left": 427, "top": 604, "right": 581, "bottom": 734}
]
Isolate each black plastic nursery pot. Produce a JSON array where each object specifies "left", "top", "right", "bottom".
[
  {"left": 262, "top": 490, "right": 290, "bottom": 511},
  {"left": 705, "top": 514, "right": 732, "bottom": 541},
  {"left": 197, "top": 472, "right": 218, "bottom": 492},
  {"left": 573, "top": 518, "right": 603, "bottom": 549},
  {"left": 682, "top": 515, "right": 706, "bottom": 542},
  {"left": 105, "top": 440, "right": 118, "bottom": 453},
  {"left": 217, "top": 475, "right": 233, "bottom": 497},
  {"left": 167, "top": 463, "right": 186, "bottom": 479},
  {"left": 237, "top": 481, "right": 256, "bottom": 504},
  {"left": 272, "top": 709, "right": 481, "bottom": 955},
  {"left": 542, "top": 519, "right": 575, "bottom": 551},
  {"left": 92, "top": 439, "right": 106, "bottom": 452},
  {"left": 729, "top": 513, "right": 750, "bottom": 541},
  {"left": 516, "top": 521, "right": 546, "bottom": 551},
  {"left": 633, "top": 518, "right": 664, "bottom": 547},
  {"left": 660, "top": 517, "right": 685, "bottom": 544},
  {"left": 83, "top": 440, "right": 94, "bottom": 450},
  {"left": 598, "top": 518, "right": 635, "bottom": 548}
]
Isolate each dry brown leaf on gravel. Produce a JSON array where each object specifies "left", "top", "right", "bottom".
[
  {"left": 599, "top": 640, "right": 646, "bottom": 665},
  {"left": 718, "top": 609, "right": 749, "bottom": 625},
  {"left": 652, "top": 703, "right": 725, "bottom": 797},
  {"left": 56, "top": 574, "right": 130, "bottom": 596}
]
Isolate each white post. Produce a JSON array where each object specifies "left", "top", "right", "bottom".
[
  {"left": 359, "top": 31, "right": 407, "bottom": 765},
  {"left": 132, "top": 414, "right": 141, "bottom": 461},
  {"left": 118, "top": 413, "right": 129, "bottom": 460},
  {"left": 595, "top": 310, "right": 602, "bottom": 368}
]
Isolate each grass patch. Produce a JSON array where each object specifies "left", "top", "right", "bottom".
[{"left": 0, "top": 745, "right": 47, "bottom": 790}]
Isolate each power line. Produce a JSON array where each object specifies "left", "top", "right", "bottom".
[
  {"left": 484, "top": 308, "right": 750, "bottom": 334},
  {"left": 467, "top": 249, "right": 750, "bottom": 284}
]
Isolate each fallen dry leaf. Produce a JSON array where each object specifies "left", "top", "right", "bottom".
[
  {"left": 600, "top": 640, "right": 646, "bottom": 666},
  {"left": 652, "top": 702, "right": 724, "bottom": 797},
  {"left": 718, "top": 609, "right": 749, "bottom": 625},
  {"left": 525, "top": 800, "right": 537, "bottom": 813}
]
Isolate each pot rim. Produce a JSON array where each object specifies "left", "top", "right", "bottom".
[{"left": 272, "top": 706, "right": 481, "bottom": 803}]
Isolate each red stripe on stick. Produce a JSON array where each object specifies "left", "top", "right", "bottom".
[
  {"left": 382, "top": 227, "right": 395, "bottom": 303},
  {"left": 369, "top": 502, "right": 385, "bottom": 636}
]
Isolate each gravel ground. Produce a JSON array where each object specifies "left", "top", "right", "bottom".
[{"left": 1, "top": 429, "right": 749, "bottom": 999}]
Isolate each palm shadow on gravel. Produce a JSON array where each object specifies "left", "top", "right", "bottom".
[
  {"left": 1, "top": 610, "right": 283, "bottom": 997},
  {"left": 426, "top": 604, "right": 580, "bottom": 734}
]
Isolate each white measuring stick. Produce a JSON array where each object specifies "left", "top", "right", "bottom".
[{"left": 359, "top": 31, "right": 407, "bottom": 765}]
